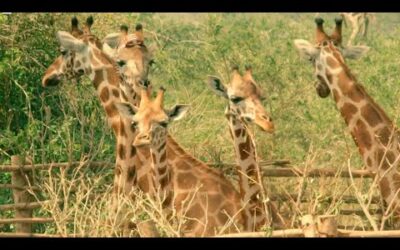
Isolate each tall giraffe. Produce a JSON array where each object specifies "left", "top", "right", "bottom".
[
  {"left": 41, "top": 17, "right": 150, "bottom": 200},
  {"left": 294, "top": 17, "right": 400, "bottom": 227},
  {"left": 207, "top": 66, "right": 285, "bottom": 231},
  {"left": 340, "top": 13, "right": 375, "bottom": 45},
  {"left": 115, "top": 87, "right": 246, "bottom": 236}
]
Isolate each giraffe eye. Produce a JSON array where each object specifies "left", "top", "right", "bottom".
[
  {"left": 230, "top": 96, "right": 244, "bottom": 104},
  {"left": 60, "top": 49, "right": 67, "bottom": 56},
  {"left": 159, "top": 121, "right": 168, "bottom": 128},
  {"left": 117, "top": 60, "right": 126, "bottom": 67}
]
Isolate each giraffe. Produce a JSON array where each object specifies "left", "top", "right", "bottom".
[
  {"left": 340, "top": 13, "right": 376, "bottom": 46},
  {"left": 115, "top": 87, "right": 246, "bottom": 236},
  {"left": 207, "top": 66, "right": 286, "bottom": 231},
  {"left": 41, "top": 17, "right": 157, "bottom": 197},
  {"left": 294, "top": 17, "right": 400, "bottom": 227}
]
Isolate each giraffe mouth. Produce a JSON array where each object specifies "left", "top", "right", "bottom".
[
  {"left": 43, "top": 74, "right": 61, "bottom": 87},
  {"left": 315, "top": 80, "right": 331, "bottom": 98}
]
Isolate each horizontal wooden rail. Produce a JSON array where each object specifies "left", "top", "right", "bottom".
[
  {"left": 261, "top": 167, "right": 374, "bottom": 178},
  {"left": 0, "top": 184, "right": 40, "bottom": 191},
  {"left": 0, "top": 161, "right": 114, "bottom": 172},
  {"left": 0, "top": 218, "right": 55, "bottom": 224},
  {"left": 0, "top": 160, "right": 373, "bottom": 179},
  {"left": 0, "top": 200, "right": 62, "bottom": 211},
  {"left": 0, "top": 232, "right": 64, "bottom": 238},
  {"left": 270, "top": 194, "right": 381, "bottom": 204}
]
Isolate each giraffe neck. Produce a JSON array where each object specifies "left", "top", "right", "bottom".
[
  {"left": 225, "top": 109, "right": 268, "bottom": 231},
  {"left": 324, "top": 61, "right": 400, "bottom": 218},
  {"left": 149, "top": 128, "right": 173, "bottom": 207},
  {"left": 84, "top": 48, "right": 152, "bottom": 195}
]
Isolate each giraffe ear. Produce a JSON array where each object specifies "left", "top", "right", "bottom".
[
  {"left": 342, "top": 45, "right": 370, "bottom": 60},
  {"left": 294, "top": 39, "right": 319, "bottom": 61},
  {"left": 167, "top": 105, "right": 189, "bottom": 122},
  {"left": 115, "top": 102, "right": 138, "bottom": 119},
  {"left": 207, "top": 76, "right": 228, "bottom": 99},
  {"left": 102, "top": 33, "right": 121, "bottom": 49},
  {"left": 56, "top": 31, "right": 86, "bottom": 52}
]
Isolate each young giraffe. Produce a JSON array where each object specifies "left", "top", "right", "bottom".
[
  {"left": 102, "top": 24, "right": 158, "bottom": 195},
  {"left": 116, "top": 88, "right": 246, "bottom": 236},
  {"left": 294, "top": 17, "right": 400, "bottom": 227},
  {"left": 340, "top": 13, "right": 375, "bottom": 46},
  {"left": 207, "top": 66, "right": 285, "bottom": 231}
]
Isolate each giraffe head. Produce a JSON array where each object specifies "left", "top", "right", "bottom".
[
  {"left": 207, "top": 65, "right": 274, "bottom": 133},
  {"left": 115, "top": 87, "right": 189, "bottom": 148},
  {"left": 293, "top": 17, "right": 370, "bottom": 98},
  {"left": 102, "top": 23, "right": 155, "bottom": 91},
  {"left": 41, "top": 16, "right": 102, "bottom": 87}
]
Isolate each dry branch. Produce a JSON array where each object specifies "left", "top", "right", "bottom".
[
  {"left": 261, "top": 167, "right": 374, "bottom": 178},
  {"left": 217, "top": 229, "right": 400, "bottom": 238}
]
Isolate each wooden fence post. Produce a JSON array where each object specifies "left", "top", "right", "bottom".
[{"left": 11, "top": 155, "right": 34, "bottom": 234}]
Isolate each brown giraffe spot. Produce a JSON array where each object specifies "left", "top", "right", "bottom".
[
  {"left": 235, "top": 128, "right": 243, "bottom": 138},
  {"left": 99, "top": 87, "right": 109, "bottom": 102},
  {"left": 160, "top": 175, "right": 170, "bottom": 189},
  {"left": 75, "top": 61, "right": 81, "bottom": 68},
  {"left": 317, "top": 63, "right": 323, "bottom": 71},
  {"left": 127, "top": 165, "right": 136, "bottom": 182},
  {"left": 202, "top": 178, "right": 220, "bottom": 192},
  {"left": 93, "top": 70, "right": 104, "bottom": 89},
  {"left": 118, "top": 144, "right": 125, "bottom": 160},
  {"left": 207, "top": 193, "right": 224, "bottom": 213},
  {"left": 326, "top": 56, "right": 339, "bottom": 69},
  {"left": 348, "top": 87, "right": 364, "bottom": 103},
  {"left": 105, "top": 103, "right": 118, "bottom": 117},
  {"left": 361, "top": 104, "right": 382, "bottom": 127},
  {"left": 158, "top": 165, "right": 167, "bottom": 176},
  {"left": 138, "top": 176, "right": 149, "bottom": 193},
  {"left": 115, "top": 164, "right": 122, "bottom": 175},
  {"left": 82, "top": 57, "right": 87, "bottom": 63},
  {"left": 86, "top": 67, "right": 92, "bottom": 75},
  {"left": 326, "top": 72, "right": 333, "bottom": 85},
  {"left": 119, "top": 121, "right": 127, "bottom": 137},
  {"left": 337, "top": 73, "right": 353, "bottom": 95},
  {"left": 353, "top": 120, "right": 372, "bottom": 154},
  {"left": 158, "top": 142, "right": 166, "bottom": 153},
  {"left": 239, "top": 137, "right": 251, "bottom": 160},
  {"left": 106, "top": 68, "right": 120, "bottom": 87},
  {"left": 376, "top": 148, "right": 391, "bottom": 170},
  {"left": 246, "top": 164, "right": 257, "bottom": 177},
  {"left": 217, "top": 210, "right": 229, "bottom": 225},
  {"left": 379, "top": 177, "right": 392, "bottom": 198},
  {"left": 376, "top": 126, "right": 394, "bottom": 147},
  {"left": 121, "top": 91, "right": 129, "bottom": 102},
  {"left": 111, "top": 121, "right": 119, "bottom": 135},
  {"left": 332, "top": 89, "right": 340, "bottom": 103},
  {"left": 130, "top": 146, "right": 136, "bottom": 157},
  {"left": 177, "top": 172, "right": 196, "bottom": 190},
  {"left": 366, "top": 156, "right": 373, "bottom": 167},
  {"left": 186, "top": 203, "right": 204, "bottom": 220},
  {"left": 174, "top": 158, "right": 191, "bottom": 171},
  {"left": 340, "top": 103, "right": 358, "bottom": 125},
  {"left": 160, "top": 151, "right": 167, "bottom": 163},
  {"left": 112, "top": 89, "right": 120, "bottom": 98}
]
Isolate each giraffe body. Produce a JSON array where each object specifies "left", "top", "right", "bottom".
[{"left": 116, "top": 89, "right": 245, "bottom": 236}]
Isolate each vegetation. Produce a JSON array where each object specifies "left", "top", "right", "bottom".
[{"left": 1, "top": 13, "right": 400, "bottom": 236}]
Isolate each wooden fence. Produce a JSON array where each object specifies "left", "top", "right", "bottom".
[{"left": 0, "top": 155, "right": 397, "bottom": 237}]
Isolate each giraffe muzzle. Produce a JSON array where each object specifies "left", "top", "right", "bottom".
[{"left": 43, "top": 74, "right": 61, "bottom": 87}]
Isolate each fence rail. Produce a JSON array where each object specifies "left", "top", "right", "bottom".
[{"left": 0, "top": 155, "right": 385, "bottom": 238}]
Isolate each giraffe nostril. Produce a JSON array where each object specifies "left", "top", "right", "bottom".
[{"left": 78, "top": 69, "right": 84, "bottom": 75}]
